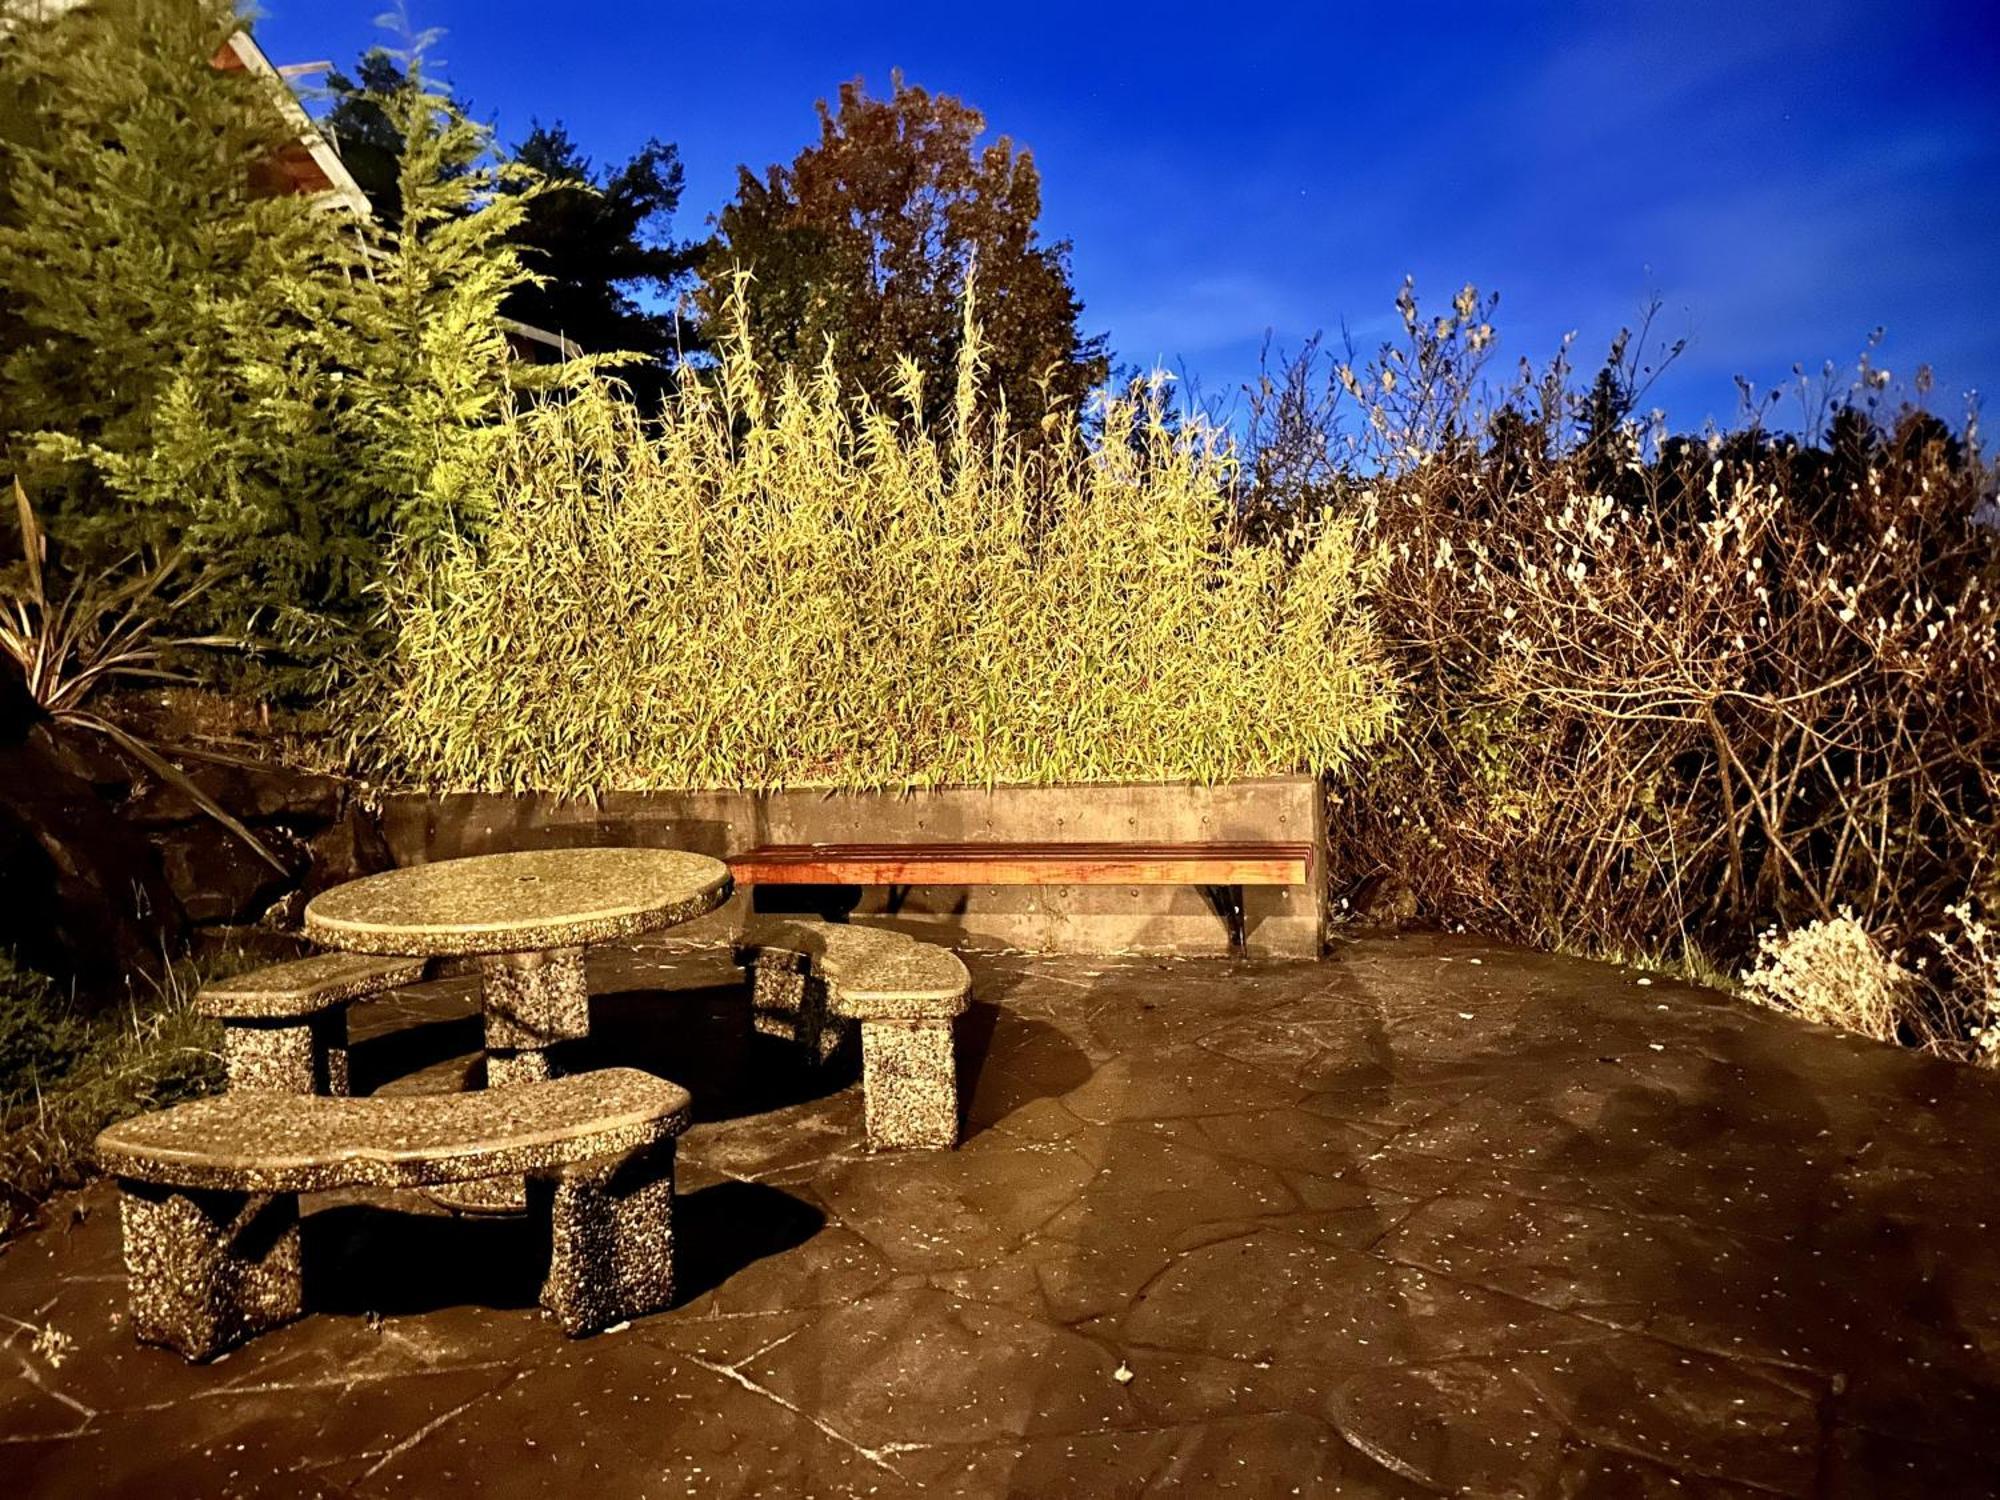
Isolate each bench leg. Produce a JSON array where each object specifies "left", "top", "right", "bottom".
[
  {"left": 463, "top": 956, "right": 584, "bottom": 1212},
  {"left": 748, "top": 959, "right": 851, "bottom": 1066},
  {"left": 320, "top": 1006, "right": 352, "bottom": 1097},
  {"left": 484, "top": 1047, "right": 554, "bottom": 1089},
  {"left": 119, "top": 1182, "right": 302, "bottom": 1361},
  {"left": 859, "top": 1019, "right": 959, "bottom": 1149},
  {"left": 222, "top": 1009, "right": 349, "bottom": 1096},
  {"left": 534, "top": 1139, "right": 678, "bottom": 1336}
]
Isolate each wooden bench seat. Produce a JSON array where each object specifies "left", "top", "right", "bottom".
[
  {"left": 734, "top": 921, "right": 970, "bottom": 1149},
  {"left": 95, "top": 1069, "right": 691, "bottom": 1359},
  {"left": 197, "top": 953, "right": 428, "bottom": 1096},
  {"left": 729, "top": 841, "right": 1315, "bottom": 950},
  {"left": 728, "top": 841, "right": 1314, "bottom": 887}
]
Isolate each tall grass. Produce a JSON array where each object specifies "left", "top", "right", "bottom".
[
  {"left": 0, "top": 953, "right": 223, "bottom": 1241},
  {"left": 351, "top": 287, "right": 1397, "bottom": 793}
]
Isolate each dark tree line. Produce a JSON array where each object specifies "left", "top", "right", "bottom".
[{"left": 321, "top": 57, "right": 1105, "bottom": 425}]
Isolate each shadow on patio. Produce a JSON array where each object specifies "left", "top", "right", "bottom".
[{"left": 2, "top": 935, "right": 1996, "bottom": 1497}]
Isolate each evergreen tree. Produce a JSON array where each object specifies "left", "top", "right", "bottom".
[
  {"left": 505, "top": 121, "right": 701, "bottom": 411},
  {"left": 0, "top": 0, "right": 317, "bottom": 558},
  {"left": 325, "top": 57, "right": 698, "bottom": 407},
  {"left": 0, "top": 1, "right": 546, "bottom": 695},
  {"left": 699, "top": 73, "right": 1107, "bottom": 436},
  {"left": 319, "top": 47, "right": 425, "bottom": 222}
]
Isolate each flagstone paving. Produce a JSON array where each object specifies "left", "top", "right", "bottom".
[{"left": 3, "top": 931, "right": 1997, "bottom": 1496}]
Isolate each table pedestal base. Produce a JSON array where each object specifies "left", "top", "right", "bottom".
[
  {"left": 486, "top": 1048, "right": 555, "bottom": 1088},
  {"left": 480, "top": 947, "right": 590, "bottom": 1056},
  {"left": 423, "top": 1043, "right": 542, "bottom": 1211},
  {"left": 432, "top": 949, "right": 591, "bottom": 1214}
]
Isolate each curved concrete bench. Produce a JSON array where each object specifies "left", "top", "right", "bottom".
[
  {"left": 733, "top": 922, "right": 902, "bottom": 1064},
  {"left": 734, "top": 922, "right": 970, "bottom": 1149},
  {"left": 95, "top": 1068, "right": 691, "bottom": 1360},
  {"left": 197, "top": 953, "right": 427, "bottom": 1096}
]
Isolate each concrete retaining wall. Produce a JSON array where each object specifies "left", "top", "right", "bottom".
[{"left": 378, "top": 777, "right": 1325, "bottom": 957}]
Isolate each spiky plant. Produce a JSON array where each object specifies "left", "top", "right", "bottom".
[{"left": 2, "top": 480, "right": 283, "bottom": 869}]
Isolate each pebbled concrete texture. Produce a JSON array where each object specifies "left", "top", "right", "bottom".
[{"left": 4, "top": 932, "right": 1999, "bottom": 1496}]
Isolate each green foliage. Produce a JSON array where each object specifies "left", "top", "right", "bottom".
[
  {"left": 151, "top": 42, "right": 548, "bottom": 693},
  {"left": 2, "top": 478, "right": 286, "bottom": 870},
  {"left": 346, "top": 54, "right": 549, "bottom": 562},
  {"left": 0, "top": 958, "right": 87, "bottom": 1101},
  {"left": 0, "top": 951, "right": 223, "bottom": 1242},
  {"left": 326, "top": 54, "right": 701, "bottom": 408},
  {"left": 700, "top": 72, "right": 1107, "bottom": 438},
  {"left": 349, "top": 287, "right": 1396, "bottom": 793},
  {"left": 0, "top": 2, "right": 546, "bottom": 697},
  {"left": 0, "top": 0, "right": 314, "bottom": 557}
]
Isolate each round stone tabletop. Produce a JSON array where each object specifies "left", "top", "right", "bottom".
[{"left": 303, "top": 848, "right": 733, "bottom": 958}]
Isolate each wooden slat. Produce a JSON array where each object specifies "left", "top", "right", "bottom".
[
  {"left": 735, "top": 843, "right": 1300, "bottom": 856},
  {"left": 728, "top": 842, "right": 1312, "bottom": 887}
]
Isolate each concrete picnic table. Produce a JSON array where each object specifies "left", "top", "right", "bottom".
[{"left": 303, "top": 847, "right": 732, "bottom": 1088}]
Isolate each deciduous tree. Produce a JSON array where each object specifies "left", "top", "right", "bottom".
[{"left": 699, "top": 73, "right": 1106, "bottom": 435}]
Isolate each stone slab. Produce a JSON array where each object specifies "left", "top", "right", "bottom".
[
  {"left": 733, "top": 919, "right": 910, "bottom": 976},
  {"left": 736, "top": 919, "right": 971, "bottom": 1020},
  {"left": 9, "top": 935, "right": 2000, "bottom": 1494},
  {"left": 831, "top": 947, "right": 970, "bottom": 1022},
  {"left": 304, "top": 847, "right": 731, "bottom": 957},
  {"left": 196, "top": 953, "right": 428, "bottom": 1019}
]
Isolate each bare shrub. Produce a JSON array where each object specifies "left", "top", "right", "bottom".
[
  {"left": 1931, "top": 903, "right": 2000, "bottom": 1064},
  {"left": 1299, "top": 282, "right": 1998, "bottom": 1056},
  {"left": 1740, "top": 912, "right": 1917, "bottom": 1046}
]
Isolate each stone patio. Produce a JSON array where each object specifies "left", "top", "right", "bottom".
[{"left": 3, "top": 933, "right": 1997, "bottom": 1496}]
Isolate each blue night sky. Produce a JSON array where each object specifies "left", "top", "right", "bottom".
[{"left": 253, "top": 0, "right": 2000, "bottom": 437}]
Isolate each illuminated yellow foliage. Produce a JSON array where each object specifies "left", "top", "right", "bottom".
[{"left": 352, "top": 289, "right": 1396, "bottom": 792}]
